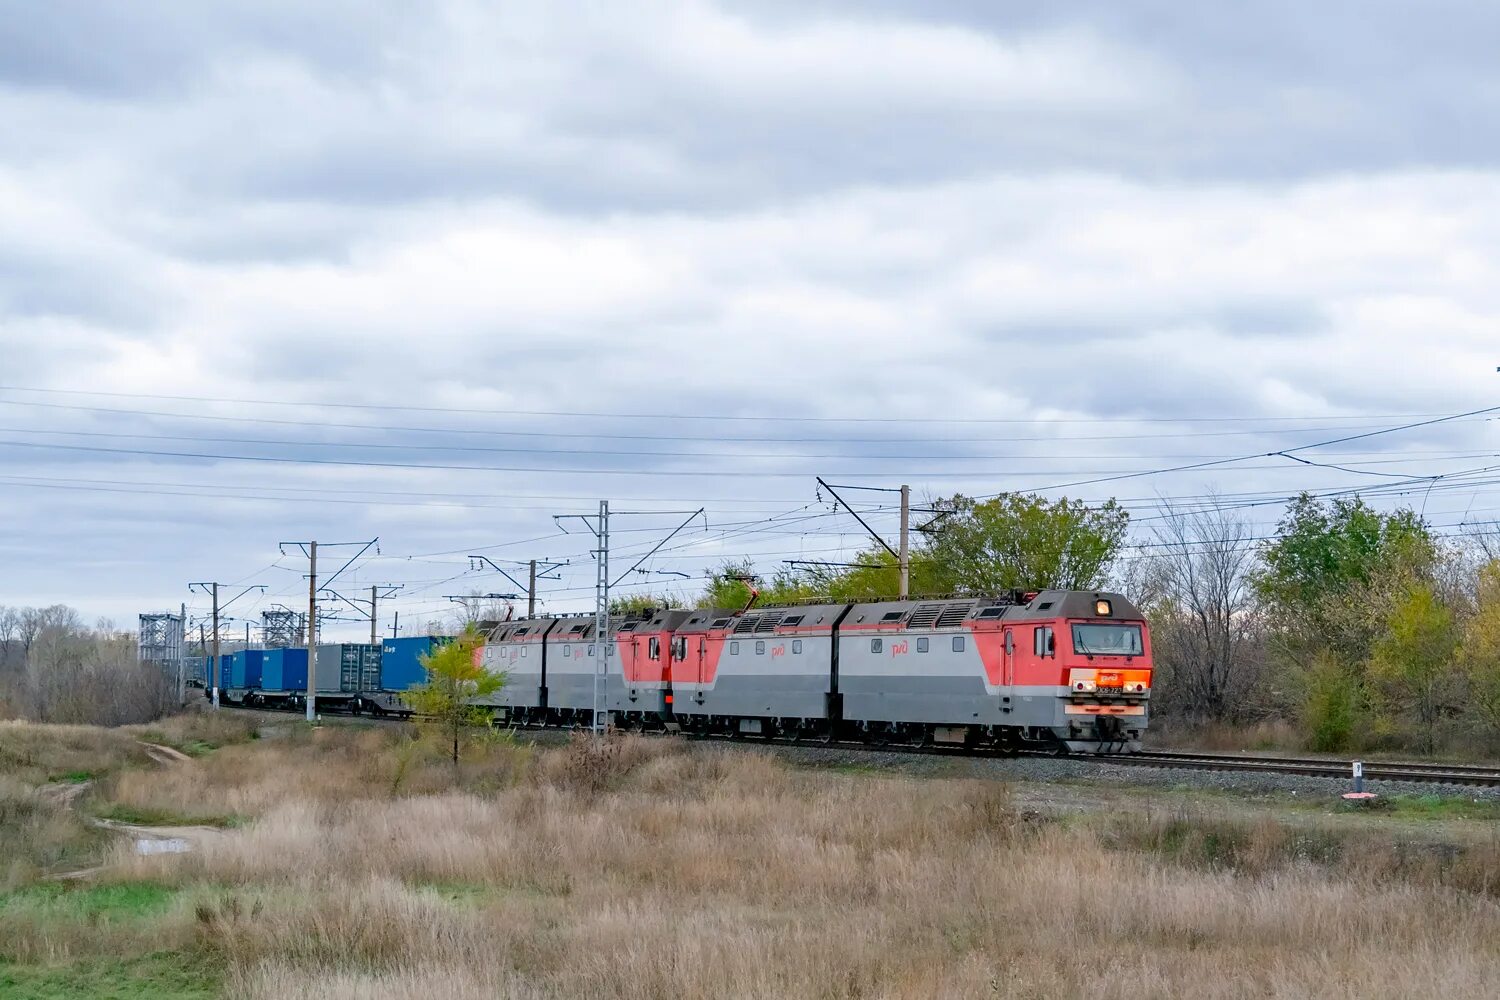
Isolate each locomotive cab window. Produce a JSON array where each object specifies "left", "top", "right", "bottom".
[
  {"left": 1034, "top": 626, "right": 1055, "bottom": 658},
  {"left": 1072, "top": 623, "right": 1143, "bottom": 656}
]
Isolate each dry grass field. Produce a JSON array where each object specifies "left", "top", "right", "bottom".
[{"left": 3, "top": 715, "right": 1500, "bottom": 999}]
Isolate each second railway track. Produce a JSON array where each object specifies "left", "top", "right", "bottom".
[{"left": 1096, "top": 749, "right": 1500, "bottom": 787}]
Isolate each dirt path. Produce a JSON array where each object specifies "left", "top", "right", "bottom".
[
  {"left": 138, "top": 741, "right": 193, "bottom": 765},
  {"left": 43, "top": 741, "right": 224, "bottom": 880}
]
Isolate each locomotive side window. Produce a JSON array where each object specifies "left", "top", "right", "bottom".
[
  {"left": 792, "top": 640, "right": 803, "bottom": 654},
  {"left": 916, "top": 637, "right": 929, "bottom": 653},
  {"left": 588, "top": 644, "right": 595, "bottom": 657},
  {"left": 649, "top": 638, "right": 661, "bottom": 660},
  {"left": 871, "top": 638, "right": 883, "bottom": 653},
  {"left": 1034, "top": 626, "right": 1055, "bottom": 657},
  {"left": 730, "top": 641, "right": 740, "bottom": 655},
  {"left": 755, "top": 641, "right": 766, "bottom": 655},
  {"left": 952, "top": 636, "right": 966, "bottom": 652}
]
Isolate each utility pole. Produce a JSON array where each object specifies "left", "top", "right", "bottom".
[
  {"left": 189, "top": 582, "right": 265, "bottom": 710},
  {"left": 306, "top": 540, "right": 317, "bottom": 722},
  {"left": 391, "top": 611, "right": 400, "bottom": 638},
  {"left": 211, "top": 584, "right": 220, "bottom": 709},
  {"left": 899, "top": 484, "right": 911, "bottom": 601},
  {"left": 816, "top": 477, "right": 909, "bottom": 598},
  {"left": 554, "top": 504, "right": 705, "bottom": 739},
  {"left": 279, "top": 537, "right": 379, "bottom": 723},
  {"left": 178, "top": 602, "right": 187, "bottom": 705},
  {"left": 370, "top": 585, "right": 379, "bottom": 646},
  {"left": 467, "top": 555, "right": 567, "bottom": 619},
  {"left": 593, "top": 502, "right": 609, "bottom": 737}
]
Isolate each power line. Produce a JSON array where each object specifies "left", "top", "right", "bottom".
[
  {"left": 0, "top": 385, "right": 1477, "bottom": 424},
  {"left": 4, "top": 397, "right": 1483, "bottom": 444}
]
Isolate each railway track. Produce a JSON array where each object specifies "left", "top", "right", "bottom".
[
  {"left": 1097, "top": 749, "right": 1500, "bottom": 787},
  {"left": 218, "top": 702, "right": 1500, "bottom": 787}
]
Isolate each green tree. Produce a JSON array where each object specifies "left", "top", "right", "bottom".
[
  {"left": 1459, "top": 560, "right": 1500, "bottom": 739},
  {"left": 608, "top": 593, "right": 684, "bottom": 615},
  {"left": 698, "top": 493, "right": 1128, "bottom": 607},
  {"left": 403, "top": 629, "right": 503, "bottom": 765},
  {"left": 699, "top": 562, "right": 820, "bottom": 609},
  {"left": 1256, "top": 494, "right": 1435, "bottom": 659},
  {"left": 1369, "top": 583, "right": 1460, "bottom": 753},
  {"left": 922, "top": 493, "right": 1129, "bottom": 593}
]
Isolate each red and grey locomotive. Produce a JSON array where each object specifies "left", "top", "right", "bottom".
[{"left": 480, "top": 589, "right": 1151, "bottom": 753}]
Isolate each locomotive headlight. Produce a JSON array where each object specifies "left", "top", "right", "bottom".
[
  {"left": 1094, "top": 599, "right": 1112, "bottom": 617},
  {"left": 1073, "top": 679, "right": 1097, "bottom": 693},
  {"left": 1123, "top": 681, "right": 1147, "bottom": 694}
]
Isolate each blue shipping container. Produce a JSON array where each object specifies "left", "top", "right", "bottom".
[
  {"left": 205, "top": 654, "right": 233, "bottom": 690},
  {"left": 380, "top": 636, "right": 449, "bottom": 691},
  {"left": 229, "top": 650, "right": 264, "bottom": 689},
  {"left": 262, "top": 648, "right": 309, "bottom": 691}
]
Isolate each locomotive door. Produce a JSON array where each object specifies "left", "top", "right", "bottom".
[{"left": 628, "top": 636, "right": 642, "bottom": 702}]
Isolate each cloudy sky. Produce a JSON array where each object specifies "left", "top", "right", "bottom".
[{"left": 2, "top": 1, "right": 1498, "bottom": 637}]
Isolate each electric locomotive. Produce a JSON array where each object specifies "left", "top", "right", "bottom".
[{"left": 479, "top": 589, "right": 1152, "bottom": 753}]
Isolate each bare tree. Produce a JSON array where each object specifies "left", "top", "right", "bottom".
[
  {"left": 0, "top": 606, "right": 19, "bottom": 673},
  {"left": 2, "top": 606, "right": 174, "bottom": 725},
  {"left": 1142, "top": 498, "right": 1266, "bottom": 721}
]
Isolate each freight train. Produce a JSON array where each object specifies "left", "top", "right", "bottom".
[{"left": 192, "top": 589, "right": 1153, "bottom": 753}]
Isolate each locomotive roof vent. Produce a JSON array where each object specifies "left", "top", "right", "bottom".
[
  {"left": 754, "top": 612, "right": 785, "bottom": 634},
  {"left": 936, "top": 603, "right": 975, "bottom": 629},
  {"left": 976, "top": 607, "right": 1005, "bottom": 619},
  {"left": 908, "top": 604, "right": 944, "bottom": 628},
  {"left": 734, "top": 613, "right": 764, "bottom": 634},
  {"left": 782, "top": 614, "right": 804, "bottom": 627},
  {"left": 880, "top": 611, "right": 905, "bottom": 623},
  {"left": 712, "top": 618, "right": 731, "bottom": 628}
]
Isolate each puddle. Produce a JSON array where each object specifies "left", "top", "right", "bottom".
[{"left": 135, "top": 838, "right": 192, "bottom": 855}]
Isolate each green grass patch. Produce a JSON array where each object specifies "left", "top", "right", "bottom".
[
  {"left": 0, "top": 951, "right": 219, "bottom": 1000},
  {"left": 47, "top": 771, "right": 95, "bottom": 785},
  {"left": 94, "top": 805, "right": 242, "bottom": 829},
  {"left": 0, "top": 882, "right": 179, "bottom": 924},
  {"left": 1383, "top": 794, "right": 1500, "bottom": 821},
  {"left": 176, "top": 741, "right": 216, "bottom": 758}
]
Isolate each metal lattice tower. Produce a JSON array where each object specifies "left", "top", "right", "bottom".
[
  {"left": 138, "top": 613, "right": 184, "bottom": 666},
  {"left": 262, "top": 609, "right": 304, "bottom": 648},
  {"left": 138, "top": 612, "right": 186, "bottom": 702}
]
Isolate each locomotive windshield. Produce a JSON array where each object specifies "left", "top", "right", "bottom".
[{"left": 1071, "top": 623, "right": 1144, "bottom": 656}]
